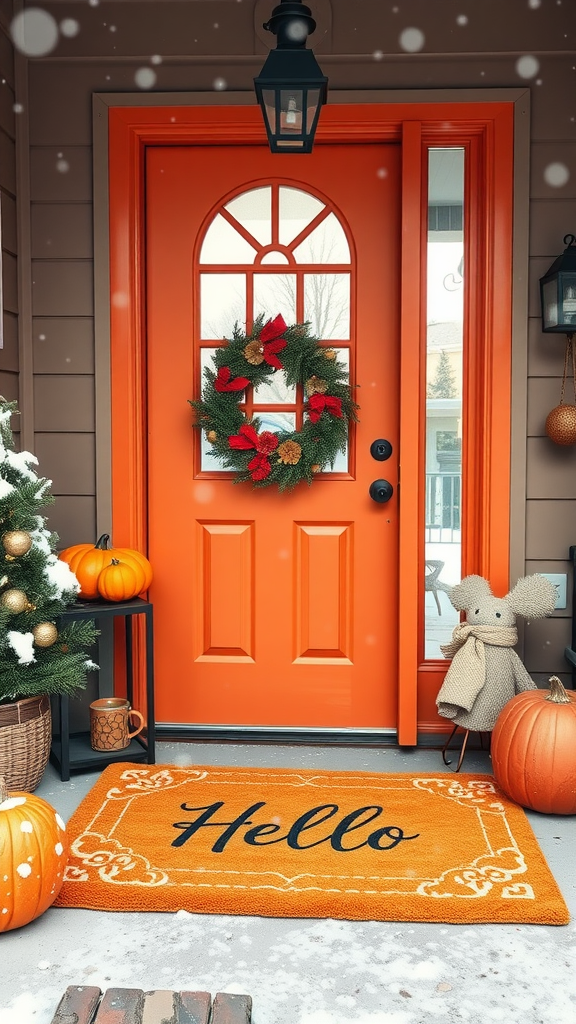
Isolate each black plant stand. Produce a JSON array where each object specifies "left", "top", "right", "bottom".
[{"left": 50, "top": 597, "right": 155, "bottom": 781}]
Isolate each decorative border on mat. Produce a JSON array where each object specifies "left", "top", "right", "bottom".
[{"left": 62, "top": 768, "right": 536, "bottom": 903}]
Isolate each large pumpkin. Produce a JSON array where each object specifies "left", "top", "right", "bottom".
[
  {"left": 491, "top": 676, "right": 576, "bottom": 815},
  {"left": 59, "top": 534, "right": 153, "bottom": 600},
  {"left": 0, "top": 776, "right": 69, "bottom": 932}
]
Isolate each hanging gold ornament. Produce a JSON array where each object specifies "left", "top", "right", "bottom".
[
  {"left": 1, "top": 588, "right": 30, "bottom": 613},
  {"left": 2, "top": 530, "right": 33, "bottom": 557},
  {"left": 32, "top": 622, "right": 58, "bottom": 647},
  {"left": 207, "top": 430, "right": 217, "bottom": 443},
  {"left": 546, "top": 336, "right": 576, "bottom": 445},
  {"left": 546, "top": 403, "right": 576, "bottom": 445}
]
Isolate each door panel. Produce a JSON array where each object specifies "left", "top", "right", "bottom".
[{"left": 146, "top": 144, "right": 400, "bottom": 729}]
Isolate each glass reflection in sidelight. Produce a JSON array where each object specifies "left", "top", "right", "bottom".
[{"left": 424, "top": 149, "right": 464, "bottom": 658}]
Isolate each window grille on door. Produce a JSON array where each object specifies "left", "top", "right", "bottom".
[{"left": 197, "top": 184, "right": 354, "bottom": 475}]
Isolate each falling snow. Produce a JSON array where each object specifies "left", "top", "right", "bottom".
[
  {"left": 399, "top": 28, "right": 425, "bottom": 53},
  {"left": 135, "top": 67, "right": 157, "bottom": 90},
  {"left": 516, "top": 55, "right": 540, "bottom": 79},
  {"left": 10, "top": 8, "right": 59, "bottom": 56},
  {"left": 60, "top": 19, "right": 80, "bottom": 38},
  {"left": 544, "top": 162, "right": 570, "bottom": 188}
]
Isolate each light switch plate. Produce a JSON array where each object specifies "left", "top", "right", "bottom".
[{"left": 540, "top": 573, "right": 567, "bottom": 610}]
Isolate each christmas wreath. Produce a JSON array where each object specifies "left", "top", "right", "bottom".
[{"left": 191, "top": 314, "right": 359, "bottom": 491}]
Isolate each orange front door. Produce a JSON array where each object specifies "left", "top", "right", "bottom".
[{"left": 146, "top": 143, "right": 401, "bottom": 730}]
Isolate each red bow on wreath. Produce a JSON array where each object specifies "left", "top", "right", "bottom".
[
  {"left": 214, "top": 366, "right": 250, "bottom": 392},
  {"left": 306, "top": 393, "right": 343, "bottom": 423},
  {"left": 228, "top": 424, "right": 279, "bottom": 481},
  {"left": 258, "top": 314, "right": 288, "bottom": 370}
]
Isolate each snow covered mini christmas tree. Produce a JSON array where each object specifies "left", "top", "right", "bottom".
[{"left": 0, "top": 397, "right": 98, "bottom": 789}]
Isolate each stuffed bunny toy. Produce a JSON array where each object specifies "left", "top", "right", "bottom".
[{"left": 436, "top": 573, "right": 557, "bottom": 732}]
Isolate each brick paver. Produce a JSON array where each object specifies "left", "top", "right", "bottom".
[{"left": 50, "top": 986, "right": 252, "bottom": 1023}]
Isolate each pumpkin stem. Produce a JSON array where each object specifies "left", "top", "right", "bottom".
[
  {"left": 0, "top": 776, "right": 8, "bottom": 803},
  {"left": 546, "top": 675, "right": 572, "bottom": 704},
  {"left": 110, "top": 558, "right": 120, "bottom": 565},
  {"left": 95, "top": 534, "right": 111, "bottom": 550}
]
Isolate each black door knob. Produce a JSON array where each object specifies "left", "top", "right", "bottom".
[
  {"left": 369, "top": 479, "right": 394, "bottom": 503},
  {"left": 370, "top": 438, "right": 393, "bottom": 461}
]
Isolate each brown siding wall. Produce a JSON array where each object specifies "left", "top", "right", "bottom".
[
  {"left": 16, "top": 0, "right": 576, "bottom": 681},
  {"left": 0, "top": 2, "right": 17, "bottom": 421}
]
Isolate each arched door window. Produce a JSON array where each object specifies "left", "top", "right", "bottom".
[{"left": 196, "top": 183, "right": 353, "bottom": 473}]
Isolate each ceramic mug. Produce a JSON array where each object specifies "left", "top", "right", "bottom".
[{"left": 89, "top": 697, "right": 145, "bottom": 751}]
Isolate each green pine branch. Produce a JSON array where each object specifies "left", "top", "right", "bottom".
[{"left": 0, "top": 397, "right": 99, "bottom": 704}]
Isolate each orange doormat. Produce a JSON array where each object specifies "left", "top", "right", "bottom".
[{"left": 55, "top": 763, "right": 569, "bottom": 925}]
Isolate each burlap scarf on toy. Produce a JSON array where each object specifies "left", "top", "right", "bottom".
[{"left": 438, "top": 624, "right": 518, "bottom": 717}]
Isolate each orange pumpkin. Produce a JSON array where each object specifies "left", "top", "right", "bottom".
[
  {"left": 0, "top": 776, "right": 69, "bottom": 932},
  {"left": 491, "top": 676, "right": 576, "bottom": 815},
  {"left": 97, "top": 558, "right": 140, "bottom": 602},
  {"left": 59, "top": 535, "right": 152, "bottom": 600},
  {"left": 57, "top": 541, "right": 93, "bottom": 567},
  {"left": 113, "top": 546, "right": 153, "bottom": 592}
]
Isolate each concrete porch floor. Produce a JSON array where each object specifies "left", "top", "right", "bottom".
[{"left": 2, "top": 741, "right": 576, "bottom": 1024}]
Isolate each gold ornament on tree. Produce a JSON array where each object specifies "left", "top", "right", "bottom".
[
  {"left": 1, "top": 588, "right": 32, "bottom": 613},
  {"left": 2, "top": 530, "right": 32, "bottom": 558},
  {"left": 545, "top": 335, "right": 576, "bottom": 445},
  {"left": 32, "top": 622, "right": 58, "bottom": 648}
]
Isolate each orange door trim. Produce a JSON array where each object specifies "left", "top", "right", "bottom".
[{"left": 108, "top": 101, "right": 514, "bottom": 744}]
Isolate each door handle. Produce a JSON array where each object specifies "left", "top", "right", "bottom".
[
  {"left": 369, "top": 479, "right": 394, "bottom": 503},
  {"left": 370, "top": 438, "right": 393, "bottom": 461}
]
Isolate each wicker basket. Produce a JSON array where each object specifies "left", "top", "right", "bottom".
[{"left": 0, "top": 695, "right": 51, "bottom": 792}]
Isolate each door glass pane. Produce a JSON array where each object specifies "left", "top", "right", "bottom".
[
  {"left": 425, "top": 148, "right": 464, "bottom": 658},
  {"left": 200, "top": 214, "right": 257, "bottom": 264},
  {"left": 253, "top": 273, "right": 296, "bottom": 325},
  {"left": 225, "top": 188, "right": 272, "bottom": 246},
  {"left": 260, "top": 251, "right": 290, "bottom": 265},
  {"left": 254, "top": 411, "right": 296, "bottom": 434},
  {"left": 200, "top": 274, "right": 245, "bottom": 338},
  {"left": 304, "top": 274, "right": 350, "bottom": 339},
  {"left": 253, "top": 371, "right": 296, "bottom": 404},
  {"left": 279, "top": 187, "right": 325, "bottom": 246},
  {"left": 293, "top": 212, "right": 350, "bottom": 264}
]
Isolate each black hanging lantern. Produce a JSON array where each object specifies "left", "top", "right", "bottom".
[
  {"left": 539, "top": 234, "right": 576, "bottom": 335},
  {"left": 254, "top": 0, "right": 328, "bottom": 153}
]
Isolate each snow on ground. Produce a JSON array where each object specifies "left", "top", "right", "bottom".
[{"left": 2, "top": 744, "right": 575, "bottom": 1024}]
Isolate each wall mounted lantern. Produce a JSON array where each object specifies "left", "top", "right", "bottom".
[
  {"left": 540, "top": 235, "right": 576, "bottom": 445},
  {"left": 254, "top": 0, "right": 328, "bottom": 153},
  {"left": 539, "top": 233, "right": 576, "bottom": 336}
]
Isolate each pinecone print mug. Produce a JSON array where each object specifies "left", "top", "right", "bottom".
[{"left": 90, "top": 697, "right": 145, "bottom": 751}]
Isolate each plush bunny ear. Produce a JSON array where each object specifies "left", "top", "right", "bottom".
[
  {"left": 448, "top": 574, "right": 492, "bottom": 611},
  {"left": 505, "top": 574, "right": 557, "bottom": 619}
]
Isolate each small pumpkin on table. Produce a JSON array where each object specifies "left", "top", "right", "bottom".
[{"left": 58, "top": 534, "right": 153, "bottom": 602}]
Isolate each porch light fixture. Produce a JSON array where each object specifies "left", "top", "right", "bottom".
[
  {"left": 539, "top": 234, "right": 576, "bottom": 337},
  {"left": 254, "top": 0, "right": 328, "bottom": 153}
]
